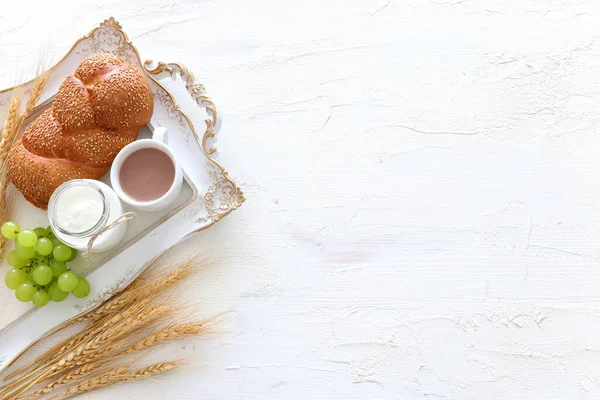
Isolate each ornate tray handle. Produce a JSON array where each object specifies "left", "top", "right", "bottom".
[
  {"left": 143, "top": 60, "right": 244, "bottom": 221},
  {"left": 143, "top": 60, "right": 219, "bottom": 148}
]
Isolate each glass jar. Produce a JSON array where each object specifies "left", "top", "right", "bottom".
[{"left": 48, "top": 179, "right": 128, "bottom": 253}]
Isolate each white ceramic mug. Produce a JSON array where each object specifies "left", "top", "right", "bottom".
[{"left": 110, "top": 127, "right": 183, "bottom": 212}]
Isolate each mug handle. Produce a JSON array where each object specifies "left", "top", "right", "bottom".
[{"left": 152, "top": 127, "right": 168, "bottom": 144}]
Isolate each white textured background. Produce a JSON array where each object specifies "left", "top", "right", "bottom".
[{"left": 2, "top": 0, "right": 600, "bottom": 399}]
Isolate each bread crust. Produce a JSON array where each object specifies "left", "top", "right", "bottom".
[{"left": 8, "top": 53, "right": 154, "bottom": 209}]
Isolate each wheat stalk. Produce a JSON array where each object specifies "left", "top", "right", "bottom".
[
  {"left": 0, "top": 68, "right": 47, "bottom": 260},
  {"left": 24, "top": 70, "right": 47, "bottom": 117},
  {"left": 79, "top": 262, "right": 190, "bottom": 324},
  {"left": 29, "top": 321, "right": 199, "bottom": 397},
  {"left": 50, "top": 297, "right": 153, "bottom": 362},
  {"left": 136, "top": 261, "right": 191, "bottom": 291},
  {"left": 13, "top": 263, "right": 191, "bottom": 380},
  {"left": 52, "top": 362, "right": 177, "bottom": 400},
  {"left": 2, "top": 299, "right": 147, "bottom": 389},
  {"left": 125, "top": 322, "right": 206, "bottom": 354},
  {"left": 3, "top": 319, "right": 102, "bottom": 385},
  {"left": 49, "top": 366, "right": 130, "bottom": 400},
  {"left": 24, "top": 326, "right": 187, "bottom": 399},
  {"left": 76, "top": 289, "right": 138, "bottom": 324},
  {"left": 0, "top": 90, "right": 22, "bottom": 259},
  {"left": 1, "top": 305, "right": 169, "bottom": 399},
  {"left": 0, "top": 69, "right": 47, "bottom": 171},
  {"left": 2, "top": 259, "right": 205, "bottom": 399},
  {"left": 6, "top": 260, "right": 193, "bottom": 383},
  {"left": 0, "top": 97, "right": 21, "bottom": 156},
  {"left": 0, "top": 345, "right": 117, "bottom": 400},
  {"left": 3, "top": 261, "right": 189, "bottom": 384},
  {"left": 49, "top": 305, "right": 169, "bottom": 375},
  {"left": 4, "top": 296, "right": 153, "bottom": 385},
  {"left": 132, "top": 361, "right": 177, "bottom": 377},
  {"left": 27, "top": 361, "right": 103, "bottom": 398}
]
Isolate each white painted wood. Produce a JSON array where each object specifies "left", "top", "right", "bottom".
[{"left": 1, "top": 1, "right": 600, "bottom": 399}]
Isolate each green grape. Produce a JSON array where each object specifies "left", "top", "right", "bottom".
[
  {"left": 51, "top": 236, "right": 64, "bottom": 247},
  {"left": 7, "top": 251, "right": 26, "bottom": 268},
  {"left": 53, "top": 245, "right": 72, "bottom": 262},
  {"left": 48, "top": 282, "right": 69, "bottom": 302},
  {"left": 57, "top": 271, "right": 78, "bottom": 292},
  {"left": 50, "top": 260, "right": 67, "bottom": 278},
  {"left": 32, "top": 290, "right": 50, "bottom": 307},
  {"left": 32, "top": 265, "right": 53, "bottom": 286},
  {"left": 67, "top": 248, "right": 78, "bottom": 262},
  {"left": 71, "top": 276, "right": 90, "bottom": 298},
  {"left": 15, "top": 281, "right": 35, "bottom": 302},
  {"left": 5, "top": 268, "right": 26, "bottom": 290},
  {"left": 15, "top": 242, "right": 35, "bottom": 260},
  {"left": 35, "top": 237, "right": 53, "bottom": 256},
  {"left": 35, "top": 254, "right": 49, "bottom": 264},
  {"left": 28, "top": 269, "right": 35, "bottom": 282},
  {"left": 17, "top": 230, "right": 37, "bottom": 247},
  {"left": 1, "top": 221, "right": 20, "bottom": 239},
  {"left": 33, "top": 227, "right": 48, "bottom": 238}
]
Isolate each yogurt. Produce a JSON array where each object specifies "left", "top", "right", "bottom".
[
  {"left": 53, "top": 185, "right": 105, "bottom": 234},
  {"left": 48, "top": 180, "right": 128, "bottom": 253}
]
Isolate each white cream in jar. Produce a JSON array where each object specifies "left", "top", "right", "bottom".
[{"left": 48, "top": 180, "right": 127, "bottom": 253}]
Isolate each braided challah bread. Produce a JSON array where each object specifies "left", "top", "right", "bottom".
[{"left": 8, "top": 53, "right": 153, "bottom": 209}]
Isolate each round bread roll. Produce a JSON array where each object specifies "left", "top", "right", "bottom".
[{"left": 8, "top": 53, "right": 154, "bottom": 209}]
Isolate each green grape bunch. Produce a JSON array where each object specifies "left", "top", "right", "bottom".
[{"left": 2, "top": 221, "right": 91, "bottom": 307}]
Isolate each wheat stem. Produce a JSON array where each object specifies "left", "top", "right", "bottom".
[
  {"left": 4, "top": 260, "right": 193, "bottom": 385},
  {"left": 54, "top": 362, "right": 177, "bottom": 400},
  {"left": 1, "top": 305, "right": 169, "bottom": 399},
  {"left": 30, "top": 361, "right": 104, "bottom": 398},
  {"left": 3, "top": 262, "right": 189, "bottom": 385},
  {"left": 49, "top": 366, "right": 130, "bottom": 400},
  {"left": 49, "top": 305, "right": 168, "bottom": 374},
  {"left": 0, "top": 68, "right": 47, "bottom": 260},
  {"left": 2, "top": 259, "right": 200, "bottom": 399},
  {"left": 24, "top": 71, "right": 47, "bottom": 117},
  {"left": 3, "top": 296, "right": 151, "bottom": 386},
  {"left": 0, "top": 94, "right": 22, "bottom": 156},
  {"left": 75, "top": 262, "right": 190, "bottom": 326},
  {"left": 125, "top": 322, "right": 205, "bottom": 354},
  {"left": 133, "top": 361, "right": 177, "bottom": 377}
]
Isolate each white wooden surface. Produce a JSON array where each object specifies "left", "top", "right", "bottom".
[{"left": 2, "top": 1, "right": 600, "bottom": 399}]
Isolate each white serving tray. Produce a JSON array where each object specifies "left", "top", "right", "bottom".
[{"left": 0, "top": 18, "right": 244, "bottom": 373}]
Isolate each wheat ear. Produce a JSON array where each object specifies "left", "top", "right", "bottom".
[
  {"left": 48, "top": 366, "right": 130, "bottom": 400},
  {"left": 52, "top": 362, "right": 177, "bottom": 400},
  {"left": 1, "top": 298, "right": 150, "bottom": 390},
  {"left": 0, "top": 68, "right": 47, "bottom": 260},
  {"left": 125, "top": 322, "right": 206, "bottom": 354},
  {"left": 28, "top": 361, "right": 104, "bottom": 398},
  {"left": 0, "top": 90, "right": 22, "bottom": 259},
  {"left": 0, "top": 305, "right": 169, "bottom": 399},
  {"left": 24, "top": 70, "right": 47, "bottom": 116},
  {"left": 3, "top": 262, "right": 188, "bottom": 383},
  {"left": 48, "top": 305, "right": 169, "bottom": 375},
  {"left": 36, "top": 321, "right": 209, "bottom": 395},
  {"left": 80, "top": 262, "right": 191, "bottom": 323},
  {"left": 6, "top": 260, "right": 193, "bottom": 383},
  {"left": 132, "top": 361, "right": 177, "bottom": 377},
  {"left": 0, "top": 68, "right": 46, "bottom": 161}
]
